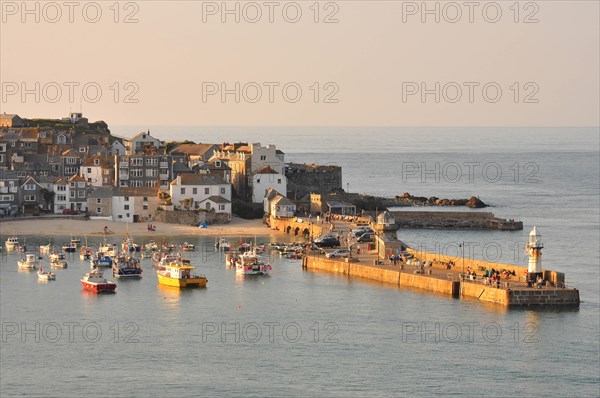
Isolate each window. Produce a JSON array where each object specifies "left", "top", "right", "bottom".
[
  {"left": 124, "top": 205, "right": 130, "bottom": 210},
  {"left": 97, "top": 198, "right": 101, "bottom": 204},
  {"left": 57, "top": 185, "right": 65, "bottom": 191},
  {"left": 87, "top": 168, "right": 92, "bottom": 173},
  {"left": 144, "top": 181, "right": 157, "bottom": 188},
  {"left": 257, "top": 179, "right": 261, "bottom": 183},
  {"left": 146, "top": 158, "right": 158, "bottom": 166},
  {"left": 103, "top": 178, "right": 108, "bottom": 184},
  {"left": 94, "top": 159, "right": 100, "bottom": 166},
  {"left": 1, "top": 195, "right": 13, "bottom": 201},
  {"left": 131, "top": 158, "right": 143, "bottom": 166},
  {"left": 70, "top": 182, "right": 75, "bottom": 188},
  {"left": 205, "top": 188, "right": 209, "bottom": 194},
  {"left": 145, "top": 169, "right": 158, "bottom": 177},
  {"left": 25, "top": 183, "right": 35, "bottom": 190},
  {"left": 193, "top": 188, "right": 197, "bottom": 195},
  {"left": 181, "top": 188, "right": 185, "bottom": 195},
  {"left": 219, "top": 204, "right": 225, "bottom": 211},
  {"left": 143, "top": 197, "right": 148, "bottom": 202},
  {"left": 277, "top": 179, "right": 281, "bottom": 184},
  {"left": 260, "top": 155, "right": 266, "bottom": 160},
  {"left": 124, "top": 196, "right": 129, "bottom": 201},
  {"left": 70, "top": 191, "right": 75, "bottom": 198},
  {"left": 88, "top": 178, "right": 92, "bottom": 183},
  {"left": 126, "top": 213, "right": 130, "bottom": 218},
  {"left": 79, "top": 147, "right": 86, "bottom": 153},
  {"left": 25, "top": 195, "right": 35, "bottom": 201},
  {"left": 220, "top": 187, "right": 226, "bottom": 195},
  {"left": 131, "top": 169, "right": 143, "bottom": 177},
  {"left": 103, "top": 169, "right": 109, "bottom": 175},
  {"left": 78, "top": 182, "right": 85, "bottom": 188},
  {"left": 97, "top": 208, "right": 102, "bottom": 214},
  {"left": 118, "top": 215, "right": 122, "bottom": 219},
  {"left": 57, "top": 195, "right": 66, "bottom": 201},
  {"left": 78, "top": 191, "right": 85, "bottom": 198},
  {"left": 143, "top": 205, "right": 148, "bottom": 210}
]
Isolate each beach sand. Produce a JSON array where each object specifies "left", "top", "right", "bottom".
[{"left": 0, "top": 216, "right": 272, "bottom": 238}]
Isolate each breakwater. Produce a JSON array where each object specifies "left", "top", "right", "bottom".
[
  {"left": 301, "top": 255, "right": 579, "bottom": 307},
  {"left": 389, "top": 210, "right": 523, "bottom": 230}
]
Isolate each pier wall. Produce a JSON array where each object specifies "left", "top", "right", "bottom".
[
  {"left": 508, "top": 289, "right": 580, "bottom": 306},
  {"left": 270, "top": 216, "right": 324, "bottom": 239},
  {"left": 389, "top": 211, "right": 522, "bottom": 230},
  {"left": 461, "top": 282, "right": 510, "bottom": 305}
]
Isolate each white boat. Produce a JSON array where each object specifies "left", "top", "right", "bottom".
[
  {"left": 39, "top": 243, "right": 53, "bottom": 254},
  {"left": 70, "top": 238, "right": 81, "bottom": 248},
  {"left": 5, "top": 236, "right": 19, "bottom": 251},
  {"left": 216, "top": 237, "right": 231, "bottom": 251},
  {"left": 180, "top": 242, "right": 195, "bottom": 251},
  {"left": 144, "top": 240, "right": 158, "bottom": 251},
  {"left": 235, "top": 251, "right": 271, "bottom": 276},
  {"left": 122, "top": 235, "right": 140, "bottom": 253},
  {"left": 98, "top": 242, "right": 118, "bottom": 258},
  {"left": 18, "top": 253, "right": 38, "bottom": 269},
  {"left": 49, "top": 252, "right": 66, "bottom": 262},
  {"left": 37, "top": 263, "right": 56, "bottom": 280},
  {"left": 49, "top": 257, "right": 68, "bottom": 268},
  {"left": 81, "top": 269, "right": 116, "bottom": 293}
]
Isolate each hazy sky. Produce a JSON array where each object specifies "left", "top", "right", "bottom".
[{"left": 1, "top": 0, "right": 598, "bottom": 126}]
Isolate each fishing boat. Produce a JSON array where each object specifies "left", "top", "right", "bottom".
[
  {"left": 17, "top": 253, "right": 38, "bottom": 269},
  {"left": 49, "top": 256, "right": 68, "bottom": 268},
  {"left": 39, "top": 242, "right": 53, "bottom": 254},
  {"left": 79, "top": 246, "right": 92, "bottom": 261},
  {"left": 98, "top": 242, "right": 118, "bottom": 258},
  {"left": 91, "top": 254, "right": 113, "bottom": 268},
  {"left": 70, "top": 238, "right": 81, "bottom": 248},
  {"left": 112, "top": 255, "right": 142, "bottom": 278},
  {"left": 215, "top": 237, "right": 231, "bottom": 252},
  {"left": 122, "top": 235, "right": 140, "bottom": 253},
  {"left": 180, "top": 242, "right": 195, "bottom": 252},
  {"left": 80, "top": 269, "right": 116, "bottom": 293},
  {"left": 37, "top": 263, "right": 56, "bottom": 281},
  {"left": 235, "top": 250, "right": 271, "bottom": 276},
  {"left": 49, "top": 252, "right": 66, "bottom": 262},
  {"left": 144, "top": 240, "right": 158, "bottom": 252},
  {"left": 62, "top": 242, "right": 77, "bottom": 253},
  {"left": 5, "top": 236, "right": 19, "bottom": 251},
  {"left": 156, "top": 260, "right": 207, "bottom": 288}
]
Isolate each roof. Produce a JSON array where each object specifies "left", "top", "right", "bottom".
[
  {"left": 326, "top": 201, "right": 356, "bottom": 209},
  {"left": 0, "top": 114, "right": 20, "bottom": 120},
  {"left": 264, "top": 188, "right": 280, "bottom": 200},
  {"left": 18, "top": 130, "right": 38, "bottom": 141},
  {"left": 130, "top": 131, "right": 158, "bottom": 141},
  {"left": 54, "top": 177, "right": 68, "bottom": 185},
  {"left": 254, "top": 165, "right": 279, "bottom": 175},
  {"left": 114, "top": 187, "right": 159, "bottom": 197},
  {"left": 61, "top": 149, "right": 79, "bottom": 157},
  {"left": 377, "top": 211, "right": 396, "bottom": 224},
  {"left": 200, "top": 195, "right": 231, "bottom": 204},
  {"left": 172, "top": 162, "right": 192, "bottom": 173},
  {"left": 169, "top": 143, "right": 216, "bottom": 156},
  {"left": 276, "top": 150, "right": 285, "bottom": 155},
  {"left": 88, "top": 187, "right": 114, "bottom": 199},
  {"left": 83, "top": 154, "right": 113, "bottom": 168},
  {"left": 271, "top": 195, "right": 295, "bottom": 207},
  {"left": 171, "top": 174, "right": 227, "bottom": 186},
  {"left": 68, "top": 175, "right": 86, "bottom": 183}
]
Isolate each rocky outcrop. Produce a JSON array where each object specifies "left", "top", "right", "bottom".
[{"left": 394, "top": 193, "right": 488, "bottom": 208}]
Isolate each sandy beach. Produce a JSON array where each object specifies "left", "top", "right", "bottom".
[{"left": 0, "top": 216, "right": 273, "bottom": 238}]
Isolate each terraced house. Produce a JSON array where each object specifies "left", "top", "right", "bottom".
[
  {"left": 115, "top": 154, "right": 174, "bottom": 191},
  {"left": 67, "top": 175, "right": 88, "bottom": 212}
]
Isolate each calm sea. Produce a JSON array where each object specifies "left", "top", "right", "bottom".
[{"left": 1, "top": 127, "right": 599, "bottom": 397}]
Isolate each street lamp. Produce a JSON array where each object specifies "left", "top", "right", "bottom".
[{"left": 459, "top": 241, "right": 465, "bottom": 279}]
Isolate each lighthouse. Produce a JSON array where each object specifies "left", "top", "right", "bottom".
[{"left": 526, "top": 226, "right": 544, "bottom": 274}]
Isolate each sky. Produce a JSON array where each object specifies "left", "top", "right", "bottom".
[{"left": 1, "top": 0, "right": 599, "bottom": 127}]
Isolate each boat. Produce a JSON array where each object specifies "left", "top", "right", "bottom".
[
  {"left": 39, "top": 242, "right": 53, "bottom": 254},
  {"left": 144, "top": 240, "right": 158, "bottom": 252},
  {"left": 5, "top": 236, "right": 19, "bottom": 251},
  {"left": 79, "top": 246, "right": 92, "bottom": 260},
  {"left": 180, "top": 242, "right": 195, "bottom": 252},
  {"left": 98, "top": 242, "right": 118, "bottom": 258},
  {"left": 80, "top": 269, "right": 116, "bottom": 293},
  {"left": 37, "top": 263, "right": 56, "bottom": 281},
  {"left": 62, "top": 242, "right": 77, "bottom": 253},
  {"left": 49, "top": 256, "right": 68, "bottom": 268},
  {"left": 91, "top": 254, "right": 113, "bottom": 269},
  {"left": 122, "top": 235, "right": 140, "bottom": 253},
  {"left": 112, "top": 255, "right": 142, "bottom": 278},
  {"left": 17, "top": 253, "right": 38, "bottom": 269},
  {"left": 49, "top": 252, "right": 66, "bottom": 262},
  {"left": 70, "top": 238, "right": 81, "bottom": 248},
  {"left": 215, "top": 237, "right": 231, "bottom": 252},
  {"left": 235, "top": 250, "right": 271, "bottom": 275},
  {"left": 156, "top": 260, "right": 207, "bottom": 288}
]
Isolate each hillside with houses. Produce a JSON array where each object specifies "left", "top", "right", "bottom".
[{"left": 0, "top": 113, "right": 343, "bottom": 225}]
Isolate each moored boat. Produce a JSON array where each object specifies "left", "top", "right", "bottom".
[
  {"left": 37, "top": 263, "right": 56, "bottom": 281},
  {"left": 49, "top": 256, "right": 68, "bottom": 268},
  {"left": 5, "top": 236, "right": 19, "bottom": 251},
  {"left": 180, "top": 242, "right": 195, "bottom": 251},
  {"left": 156, "top": 260, "right": 207, "bottom": 288},
  {"left": 79, "top": 246, "right": 92, "bottom": 261},
  {"left": 122, "top": 235, "right": 140, "bottom": 253},
  {"left": 215, "top": 237, "right": 231, "bottom": 252},
  {"left": 91, "top": 254, "right": 113, "bottom": 269},
  {"left": 81, "top": 269, "right": 116, "bottom": 293},
  {"left": 62, "top": 242, "right": 77, "bottom": 253},
  {"left": 70, "top": 238, "right": 81, "bottom": 248},
  {"left": 17, "top": 253, "right": 38, "bottom": 269},
  {"left": 98, "top": 242, "right": 118, "bottom": 258},
  {"left": 236, "top": 250, "right": 271, "bottom": 276},
  {"left": 112, "top": 255, "right": 142, "bottom": 278}
]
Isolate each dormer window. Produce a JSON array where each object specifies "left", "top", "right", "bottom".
[
  {"left": 216, "top": 160, "right": 221, "bottom": 167},
  {"left": 94, "top": 159, "right": 100, "bottom": 166}
]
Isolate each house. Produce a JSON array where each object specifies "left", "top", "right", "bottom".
[
  {"left": 53, "top": 177, "right": 70, "bottom": 213},
  {"left": 87, "top": 187, "right": 113, "bottom": 218},
  {"left": 61, "top": 148, "right": 82, "bottom": 177},
  {"left": 111, "top": 187, "right": 158, "bottom": 222},
  {"left": 263, "top": 188, "right": 279, "bottom": 216},
  {"left": 15, "top": 129, "right": 39, "bottom": 153},
  {"left": 125, "top": 131, "right": 163, "bottom": 155},
  {"left": 0, "top": 113, "right": 24, "bottom": 128},
  {"left": 168, "top": 143, "right": 218, "bottom": 168},
  {"left": 169, "top": 174, "right": 231, "bottom": 212},
  {"left": 80, "top": 153, "right": 114, "bottom": 187},
  {"left": 67, "top": 175, "right": 88, "bottom": 212},
  {"left": 110, "top": 140, "right": 126, "bottom": 156},
  {"left": 198, "top": 196, "right": 232, "bottom": 220},
  {"left": 0, "top": 142, "right": 9, "bottom": 170},
  {"left": 195, "top": 158, "right": 232, "bottom": 183},
  {"left": 19, "top": 176, "right": 49, "bottom": 213},
  {"left": 251, "top": 165, "right": 287, "bottom": 204},
  {"left": 270, "top": 194, "right": 296, "bottom": 218},
  {"left": 0, "top": 171, "right": 20, "bottom": 216}
]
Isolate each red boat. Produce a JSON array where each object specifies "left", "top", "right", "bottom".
[{"left": 81, "top": 269, "right": 116, "bottom": 293}]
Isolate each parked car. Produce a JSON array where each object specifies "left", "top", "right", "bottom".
[
  {"left": 62, "top": 209, "right": 79, "bottom": 215},
  {"left": 314, "top": 236, "right": 340, "bottom": 248},
  {"left": 326, "top": 249, "right": 350, "bottom": 259},
  {"left": 357, "top": 233, "right": 374, "bottom": 243},
  {"left": 353, "top": 228, "right": 373, "bottom": 237}
]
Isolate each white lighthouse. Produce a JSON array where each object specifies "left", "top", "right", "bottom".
[{"left": 526, "top": 226, "right": 544, "bottom": 274}]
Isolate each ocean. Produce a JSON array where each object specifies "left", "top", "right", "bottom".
[{"left": 1, "top": 127, "right": 599, "bottom": 397}]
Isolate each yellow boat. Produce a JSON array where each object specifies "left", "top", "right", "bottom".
[{"left": 156, "top": 262, "right": 207, "bottom": 288}]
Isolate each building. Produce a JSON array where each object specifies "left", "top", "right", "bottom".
[
  {"left": 115, "top": 154, "right": 173, "bottom": 190},
  {"left": 0, "top": 113, "right": 24, "bottom": 128},
  {"left": 168, "top": 143, "right": 218, "bottom": 168},
  {"left": 199, "top": 196, "right": 232, "bottom": 220},
  {"left": 87, "top": 187, "right": 113, "bottom": 218},
  {"left": 53, "top": 177, "right": 70, "bottom": 213},
  {"left": 263, "top": 188, "right": 280, "bottom": 216},
  {"left": 250, "top": 165, "right": 287, "bottom": 204},
  {"left": 195, "top": 158, "right": 232, "bottom": 183},
  {"left": 61, "top": 148, "right": 82, "bottom": 177},
  {"left": 169, "top": 174, "right": 231, "bottom": 212},
  {"left": 0, "top": 171, "right": 20, "bottom": 216},
  {"left": 125, "top": 131, "right": 163, "bottom": 155},
  {"left": 80, "top": 153, "right": 114, "bottom": 187},
  {"left": 111, "top": 187, "right": 158, "bottom": 222},
  {"left": 270, "top": 194, "right": 296, "bottom": 218},
  {"left": 326, "top": 200, "right": 356, "bottom": 216},
  {"left": 67, "top": 175, "right": 88, "bottom": 212},
  {"left": 111, "top": 140, "right": 126, "bottom": 156},
  {"left": 19, "top": 176, "right": 50, "bottom": 213}
]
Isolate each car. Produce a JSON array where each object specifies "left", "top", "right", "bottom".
[
  {"left": 326, "top": 249, "right": 350, "bottom": 259},
  {"left": 357, "top": 233, "right": 374, "bottom": 243},
  {"left": 314, "top": 236, "right": 340, "bottom": 248},
  {"left": 62, "top": 209, "right": 79, "bottom": 215},
  {"left": 353, "top": 228, "right": 373, "bottom": 237}
]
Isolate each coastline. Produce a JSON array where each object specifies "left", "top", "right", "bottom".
[{"left": 0, "top": 217, "right": 271, "bottom": 238}]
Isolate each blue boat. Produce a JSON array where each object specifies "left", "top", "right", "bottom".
[
  {"left": 91, "top": 255, "right": 113, "bottom": 268},
  {"left": 112, "top": 256, "right": 142, "bottom": 278}
]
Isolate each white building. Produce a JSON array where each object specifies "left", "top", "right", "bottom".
[
  {"left": 126, "top": 131, "right": 163, "bottom": 155},
  {"left": 53, "top": 177, "right": 70, "bottom": 213},
  {"left": 270, "top": 194, "right": 296, "bottom": 218},
  {"left": 251, "top": 165, "right": 287, "bottom": 204},
  {"left": 111, "top": 190, "right": 134, "bottom": 222},
  {"left": 199, "top": 196, "right": 232, "bottom": 219},
  {"left": 169, "top": 174, "right": 231, "bottom": 212}
]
